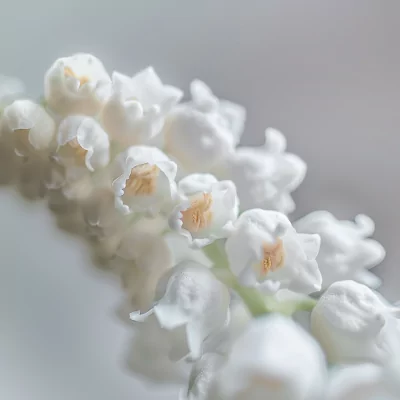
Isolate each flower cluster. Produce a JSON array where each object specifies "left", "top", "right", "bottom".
[{"left": 0, "top": 54, "right": 397, "bottom": 400}]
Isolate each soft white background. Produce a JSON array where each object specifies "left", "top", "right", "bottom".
[{"left": 0, "top": 1, "right": 399, "bottom": 399}]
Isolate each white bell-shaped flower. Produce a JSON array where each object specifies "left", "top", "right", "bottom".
[
  {"left": 56, "top": 115, "right": 110, "bottom": 171},
  {"left": 311, "top": 280, "right": 400, "bottom": 365},
  {"left": 163, "top": 106, "right": 236, "bottom": 174},
  {"left": 188, "top": 80, "right": 246, "bottom": 146},
  {"left": 111, "top": 145, "right": 177, "bottom": 215},
  {"left": 169, "top": 173, "right": 239, "bottom": 248},
  {"left": 294, "top": 212, "right": 385, "bottom": 289},
  {"left": 221, "top": 128, "right": 306, "bottom": 214},
  {"left": 209, "top": 314, "right": 327, "bottom": 400},
  {"left": 44, "top": 53, "right": 112, "bottom": 116},
  {"left": 326, "top": 363, "right": 400, "bottom": 400},
  {"left": 130, "top": 260, "right": 230, "bottom": 360},
  {"left": 101, "top": 67, "right": 183, "bottom": 145},
  {"left": 2, "top": 99, "right": 56, "bottom": 155},
  {"left": 225, "top": 209, "right": 321, "bottom": 294}
]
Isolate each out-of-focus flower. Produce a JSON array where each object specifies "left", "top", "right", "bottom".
[
  {"left": 162, "top": 107, "right": 236, "bottom": 174},
  {"left": 55, "top": 115, "right": 110, "bottom": 198},
  {"left": 101, "top": 67, "right": 183, "bottom": 146},
  {"left": 169, "top": 173, "right": 238, "bottom": 248},
  {"left": 225, "top": 209, "right": 321, "bottom": 294},
  {"left": 115, "top": 228, "right": 173, "bottom": 312},
  {"left": 2, "top": 100, "right": 56, "bottom": 155},
  {"left": 180, "top": 353, "right": 225, "bottom": 400},
  {"left": 127, "top": 314, "right": 190, "bottom": 384},
  {"left": 131, "top": 260, "right": 230, "bottom": 360},
  {"left": 311, "top": 280, "right": 400, "bottom": 365},
  {"left": 220, "top": 128, "right": 306, "bottom": 214},
  {"left": 326, "top": 363, "right": 400, "bottom": 400},
  {"left": 111, "top": 145, "right": 177, "bottom": 215},
  {"left": 0, "top": 75, "right": 25, "bottom": 107},
  {"left": 208, "top": 314, "right": 327, "bottom": 400},
  {"left": 188, "top": 80, "right": 246, "bottom": 146},
  {"left": 44, "top": 53, "right": 112, "bottom": 116},
  {"left": 294, "top": 212, "right": 385, "bottom": 289}
]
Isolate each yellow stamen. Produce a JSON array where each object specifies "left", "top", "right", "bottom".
[
  {"left": 64, "top": 66, "right": 90, "bottom": 87},
  {"left": 69, "top": 138, "right": 88, "bottom": 159},
  {"left": 260, "top": 239, "right": 285, "bottom": 277},
  {"left": 125, "top": 163, "right": 160, "bottom": 196},
  {"left": 181, "top": 192, "right": 213, "bottom": 232}
]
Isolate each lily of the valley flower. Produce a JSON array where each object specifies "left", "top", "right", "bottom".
[
  {"left": 101, "top": 67, "right": 183, "bottom": 145},
  {"left": 130, "top": 260, "right": 230, "bottom": 360},
  {"left": 162, "top": 106, "right": 236, "bottom": 174},
  {"left": 294, "top": 212, "right": 385, "bottom": 289},
  {"left": 2, "top": 100, "right": 56, "bottom": 155},
  {"left": 111, "top": 145, "right": 177, "bottom": 215},
  {"left": 225, "top": 209, "right": 321, "bottom": 294},
  {"left": 311, "top": 280, "right": 400, "bottom": 365},
  {"left": 188, "top": 80, "right": 246, "bottom": 146},
  {"left": 44, "top": 53, "right": 112, "bottom": 116},
  {"left": 169, "top": 173, "right": 239, "bottom": 248},
  {"left": 220, "top": 128, "right": 306, "bottom": 214},
  {"left": 57, "top": 115, "right": 110, "bottom": 171},
  {"left": 209, "top": 314, "right": 327, "bottom": 400},
  {"left": 326, "top": 363, "right": 400, "bottom": 400}
]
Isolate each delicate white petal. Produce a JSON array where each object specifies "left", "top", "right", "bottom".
[
  {"left": 210, "top": 315, "right": 327, "bottom": 400},
  {"left": 44, "top": 53, "right": 112, "bottom": 116},
  {"left": 311, "top": 280, "right": 400, "bottom": 365},
  {"left": 294, "top": 211, "right": 385, "bottom": 289}
]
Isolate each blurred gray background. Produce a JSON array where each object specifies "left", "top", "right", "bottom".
[{"left": 0, "top": 1, "right": 399, "bottom": 399}]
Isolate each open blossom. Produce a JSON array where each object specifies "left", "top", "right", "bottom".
[
  {"left": 111, "top": 145, "right": 177, "bottom": 215},
  {"left": 169, "top": 173, "right": 239, "bottom": 248},
  {"left": 326, "top": 364, "right": 400, "bottom": 400},
  {"left": 220, "top": 128, "right": 306, "bottom": 214},
  {"left": 208, "top": 315, "right": 327, "bottom": 400},
  {"left": 55, "top": 116, "right": 110, "bottom": 199},
  {"left": 101, "top": 67, "right": 183, "bottom": 146},
  {"left": 225, "top": 209, "right": 321, "bottom": 294},
  {"left": 311, "top": 280, "right": 400, "bottom": 365},
  {"left": 188, "top": 80, "right": 246, "bottom": 146},
  {"left": 294, "top": 212, "right": 385, "bottom": 289},
  {"left": 131, "top": 260, "right": 230, "bottom": 360},
  {"left": 44, "top": 53, "right": 112, "bottom": 116},
  {"left": 2, "top": 100, "right": 56, "bottom": 155}
]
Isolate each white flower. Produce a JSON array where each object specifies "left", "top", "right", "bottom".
[
  {"left": 44, "top": 53, "right": 111, "bottom": 116},
  {"left": 294, "top": 212, "right": 385, "bottom": 289},
  {"left": 209, "top": 314, "right": 327, "bottom": 400},
  {"left": 188, "top": 80, "right": 246, "bottom": 146},
  {"left": 220, "top": 128, "right": 306, "bottom": 214},
  {"left": 311, "top": 280, "right": 400, "bottom": 365},
  {"left": 2, "top": 100, "right": 56, "bottom": 155},
  {"left": 114, "top": 228, "right": 173, "bottom": 312},
  {"left": 225, "top": 209, "right": 321, "bottom": 294},
  {"left": 127, "top": 314, "right": 190, "bottom": 384},
  {"left": 163, "top": 107, "right": 236, "bottom": 174},
  {"left": 169, "top": 173, "right": 239, "bottom": 248},
  {"left": 131, "top": 260, "right": 230, "bottom": 360},
  {"left": 101, "top": 67, "right": 183, "bottom": 145},
  {"left": 111, "top": 145, "right": 177, "bottom": 215},
  {"left": 326, "top": 364, "right": 400, "bottom": 400},
  {"left": 180, "top": 353, "right": 225, "bottom": 400},
  {"left": 56, "top": 115, "right": 110, "bottom": 171}
]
